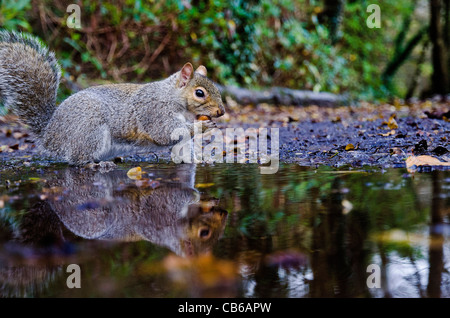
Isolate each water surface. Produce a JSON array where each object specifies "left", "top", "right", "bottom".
[{"left": 0, "top": 163, "right": 449, "bottom": 297}]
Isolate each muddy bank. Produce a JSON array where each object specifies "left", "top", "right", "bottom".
[{"left": 1, "top": 101, "right": 449, "bottom": 170}]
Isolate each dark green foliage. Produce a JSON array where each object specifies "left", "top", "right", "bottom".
[{"left": 0, "top": 0, "right": 443, "bottom": 101}]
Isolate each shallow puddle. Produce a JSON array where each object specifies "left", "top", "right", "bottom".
[{"left": 0, "top": 163, "right": 449, "bottom": 297}]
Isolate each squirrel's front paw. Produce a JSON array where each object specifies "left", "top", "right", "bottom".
[{"left": 201, "top": 120, "right": 217, "bottom": 132}]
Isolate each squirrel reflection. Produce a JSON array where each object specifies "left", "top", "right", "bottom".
[{"left": 20, "top": 164, "right": 228, "bottom": 257}]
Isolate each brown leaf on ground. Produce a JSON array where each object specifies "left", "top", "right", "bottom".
[
  {"left": 379, "top": 130, "right": 396, "bottom": 137},
  {"left": 406, "top": 155, "right": 450, "bottom": 172},
  {"left": 387, "top": 114, "right": 398, "bottom": 129},
  {"left": 345, "top": 143, "right": 355, "bottom": 151}
]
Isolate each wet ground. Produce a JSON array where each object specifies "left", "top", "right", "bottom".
[
  {"left": 1, "top": 100, "right": 449, "bottom": 169},
  {"left": 0, "top": 101, "right": 449, "bottom": 298}
]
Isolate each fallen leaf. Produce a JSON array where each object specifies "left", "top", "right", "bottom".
[
  {"left": 345, "top": 143, "right": 355, "bottom": 151},
  {"left": 379, "top": 130, "right": 396, "bottom": 137},
  {"left": 13, "top": 132, "right": 29, "bottom": 139},
  {"left": 387, "top": 114, "right": 398, "bottom": 129},
  {"left": 127, "top": 166, "right": 143, "bottom": 180},
  {"left": 431, "top": 146, "right": 449, "bottom": 156},
  {"left": 406, "top": 155, "right": 450, "bottom": 172},
  {"left": 390, "top": 147, "right": 404, "bottom": 155},
  {"left": 424, "top": 109, "right": 450, "bottom": 120},
  {"left": 413, "top": 139, "right": 428, "bottom": 155}
]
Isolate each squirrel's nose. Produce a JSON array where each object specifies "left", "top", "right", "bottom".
[{"left": 217, "top": 105, "right": 225, "bottom": 117}]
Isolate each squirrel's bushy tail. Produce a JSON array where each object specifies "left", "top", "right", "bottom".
[{"left": 0, "top": 30, "right": 61, "bottom": 138}]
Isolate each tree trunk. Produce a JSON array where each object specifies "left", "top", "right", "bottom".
[
  {"left": 444, "top": 0, "right": 450, "bottom": 91},
  {"left": 218, "top": 85, "right": 344, "bottom": 107},
  {"left": 427, "top": 171, "right": 444, "bottom": 298},
  {"left": 383, "top": 26, "right": 428, "bottom": 92},
  {"left": 429, "top": 0, "right": 449, "bottom": 95},
  {"left": 318, "top": 0, "right": 345, "bottom": 44}
]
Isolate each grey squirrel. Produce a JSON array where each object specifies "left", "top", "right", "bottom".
[
  {"left": 25, "top": 164, "right": 228, "bottom": 257},
  {"left": 0, "top": 30, "right": 225, "bottom": 165}
]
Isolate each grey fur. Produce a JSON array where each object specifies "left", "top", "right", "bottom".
[
  {"left": 0, "top": 30, "right": 225, "bottom": 165},
  {"left": 0, "top": 30, "right": 61, "bottom": 137},
  {"left": 16, "top": 164, "right": 228, "bottom": 257}
]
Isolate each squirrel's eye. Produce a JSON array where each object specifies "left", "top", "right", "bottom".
[{"left": 195, "top": 89, "right": 205, "bottom": 98}]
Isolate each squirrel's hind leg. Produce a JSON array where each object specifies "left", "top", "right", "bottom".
[{"left": 60, "top": 124, "right": 115, "bottom": 166}]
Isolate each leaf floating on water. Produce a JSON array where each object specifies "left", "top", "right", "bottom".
[
  {"left": 195, "top": 183, "right": 215, "bottom": 188},
  {"left": 127, "top": 166, "right": 143, "bottom": 180},
  {"left": 342, "top": 199, "right": 353, "bottom": 214},
  {"left": 406, "top": 155, "right": 450, "bottom": 172}
]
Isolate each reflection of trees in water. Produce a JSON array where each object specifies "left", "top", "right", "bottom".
[
  {"left": 0, "top": 164, "right": 449, "bottom": 297},
  {"left": 309, "top": 177, "right": 372, "bottom": 297},
  {"left": 427, "top": 171, "right": 445, "bottom": 298},
  {"left": 377, "top": 171, "right": 449, "bottom": 298},
  {"left": 210, "top": 165, "right": 450, "bottom": 297}
]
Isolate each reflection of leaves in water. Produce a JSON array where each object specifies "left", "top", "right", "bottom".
[
  {"left": 126, "top": 166, "right": 143, "bottom": 179},
  {"left": 148, "top": 253, "right": 239, "bottom": 297},
  {"left": 195, "top": 183, "right": 215, "bottom": 188},
  {"left": 371, "top": 229, "right": 426, "bottom": 259},
  {"left": 0, "top": 163, "right": 446, "bottom": 297}
]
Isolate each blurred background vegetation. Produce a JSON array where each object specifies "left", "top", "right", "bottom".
[{"left": 0, "top": 0, "right": 449, "bottom": 102}]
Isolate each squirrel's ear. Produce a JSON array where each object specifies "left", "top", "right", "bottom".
[
  {"left": 179, "top": 62, "right": 194, "bottom": 88},
  {"left": 195, "top": 65, "right": 207, "bottom": 77}
]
